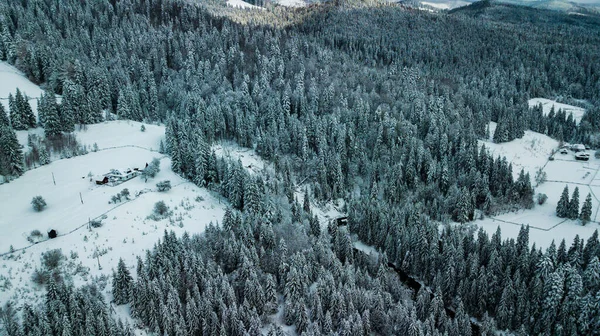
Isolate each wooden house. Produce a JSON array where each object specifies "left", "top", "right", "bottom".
[{"left": 96, "top": 168, "right": 141, "bottom": 186}]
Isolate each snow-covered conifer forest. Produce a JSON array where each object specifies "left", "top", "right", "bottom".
[{"left": 1, "top": 0, "right": 600, "bottom": 335}]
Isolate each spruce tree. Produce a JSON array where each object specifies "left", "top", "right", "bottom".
[
  {"left": 0, "top": 125, "right": 24, "bottom": 177},
  {"left": 580, "top": 193, "right": 593, "bottom": 225},
  {"left": 0, "top": 103, "right": 9, "bottom": 127},
  {"left": 41, "top": 90, "right": 62, "bottom": 137},
  {"left": 20, "top": 91, "right": 36, "bottom": 128},
  {"left": 60, "top": 81, "right": 77, "bottom": 132},
  {"left": 556, "top": 185, "right": 570, "bottom": 218},
  {"left": 569, "top": 187, "right": 580, "bottom": 220},
  {"left": 8, "top": 93, "right": 24, "bottom": 130},
  {"left": 309, "top": 215, "right": 321, "bottom": 238},
  {"left": 112, "top": 258, "right": 133, "bottom": 305}
]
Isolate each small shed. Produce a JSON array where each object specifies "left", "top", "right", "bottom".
[
  {"left": 96, "top": 176, "right": 109, "bottom": 185},
  {"left": 48, "top": 229, "right": 57, "bottom": 239}
]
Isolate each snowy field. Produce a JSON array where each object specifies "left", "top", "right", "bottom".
[
  {"left": 476, "top": 124, "right": 600, "bottom": 248},
  {"left": 528, "top": 98, "right": 586, "bottom": 125},
  {"left": 212, "top": 141, "right": 272, "bottom": 175},
  {"left": 75, "top": 121, "right": 165, "bottom": 151},
  {"left": 0, "top": 146, "right": 228, "bottom": 308},
  {"left": 419, "top": 0, "right": 471, "bottom": 9},
  {"left": 0, "top": 134, "right": 269, "bottom": 314},
  {"left": 274, "top": 0, "right": 308, "bottom": 7},
  {"left": 479, "top": 121, "right": 558, "bottom": 180},
  {"left": 0, "top": 61, "right": 62, "bottom": 122},
  {"left": 0, "top": 62, "right": 46, "bottom": 116},
  {"left": 226, "top": 0, "right": 263, "bottom": 9},
  {"left": 0, "top": 68, "right": 269, "bottom": 330}
]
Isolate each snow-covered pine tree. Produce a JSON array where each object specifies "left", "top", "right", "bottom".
[
  {"left": 569, "top": 187, "right": 580, "bottom": 220},
  {"left": 8, "top": 93, "right": 22, "bottom": 130},
  {"left": 556, "top": 185, "right": 570, "bottom": 218},
  {"left": 112, "top": 258, "right": 133, "bottom": 305},
  {"left": 309, "top": 215, "right": 321, "bottom": 238},
  {"left": 580, "top": 193, "right": 593, "bottom": 224},
  {"left": 243, "top": 176, "right": 261, "bottom": 214},
  {"left": 0, "top": 102, "right": 9, "bottom": 127},
  {"left": 0, "top": 125, "right": 24, "bottom": 177},
  {"left": 19, "top": 90, "right": 36, "bottom": 128},
  {"left": 41, "top": 90, "right": 62, "bottom": 138},
  {"left": 454, "top": 188, "right": 472, "bottom": 224}
]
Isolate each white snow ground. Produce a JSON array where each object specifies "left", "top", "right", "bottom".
[
  {"left": 274, "top": 0, "right": 308, "bottom": 7},
  {"left": 0, "top": 62, "right": 46, "bottom": 116},
  {"left": 0, "top": 134, "right": 270, "bottom": 314},
  {"left": 418, "top": 0, "right": 471, "bottom": 9},
  {"left": 226, "top": 0, "right": 263, "bottom": 9},
  {"left": 0, "top": 145, "right": 229, "bottom": 301},
  {"left": 528, "top": 98, "right": 587, "bottom": 125},
  {"left": 0, "top": 61, "right": 62, "bottom": 121},
  {"left": 476, "top": 123, "right": 600, "bottom": 248},
  {"left": 479, "top": 121, "right": 558, "bottom": 180},
  {"left": 212, "top": 141, "right": 272, "bottom": 175}
]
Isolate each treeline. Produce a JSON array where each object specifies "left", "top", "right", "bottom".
[
  {"left": 494, "top": 102, "right": 581, "bottom": 144},
  {"left": 349, "top": 192, "right": 600, "bottom": 334},
  {"left": 0, "top": 280, "right": 132, "bottom": 336},
  {"left": 114, "top": 209, "right": 498, "bottom": 336}
]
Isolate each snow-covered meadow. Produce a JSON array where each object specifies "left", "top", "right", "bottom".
[
  {"left": 477, "top": 121, "right": 600, "bottom": 248},
  {"left": 0, "top": 62, "right": 46, "bottom": 116},
  {"left": 528, "top": 98, "right": 587, "bottom": 125},
  {"left": 0, "top": 142, "right": 230, "bottom": 304},
  {"left": 0, "top": 63, "right": 268, "bottom": 326},
  {"left": 226, "top": 0, "right": 263, "bottom": 9}
]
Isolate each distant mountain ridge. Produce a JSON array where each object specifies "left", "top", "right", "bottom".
[
  {"left": 447, "top": 0, "right": 600, "bottom": 27},
  {"left": 416, "top": 0, "right": 600, "bottom": 13}
]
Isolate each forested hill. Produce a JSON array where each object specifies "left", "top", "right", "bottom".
[
  {"left": 449, "top": 0, "right": 600, "bottom": 27},
  {"left": 1, "top": 1, "right": 600, "bottom": 335}
]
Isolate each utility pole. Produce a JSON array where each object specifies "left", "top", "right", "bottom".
[
  {"left": 52, "top": 172, "right": 56, "bottom": 185},
  {"left": 80, "top": 192, "right": 84, "bottom": 204}
]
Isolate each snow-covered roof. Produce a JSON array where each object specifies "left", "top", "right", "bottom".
[{"left": 104, "top": 168, "right": 138, "bottom": 178}]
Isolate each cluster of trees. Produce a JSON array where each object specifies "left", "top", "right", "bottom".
[
  {"left": 556, "top": 185, "right": 593, "bottom": 224},
  {"left": 7, "top": 89, "right": 35, "bottom": 130},
  {"left": 349, "top": 195, "right": 600, "bottom": 334},
  {"left": 111, "top": 206, "right": 497, "bottom": 336},
  {"left": 493, "top": 103, "right": 582, "bottom": 144},
  {"left": 1, "top": 85, "right": 90, "bottom": 176},
  {"left": 0, "top": 281, "right": 133, "bottom": 336},
  {"left": 141, "top": 158, "right": 161, "bottom": 182},
  {"left": 0, "top": 106, "right": 24, "bottom": 178}
]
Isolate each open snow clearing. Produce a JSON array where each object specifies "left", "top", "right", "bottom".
[{"left": 476, "top": 124, "right": 600, "bottom": 247}]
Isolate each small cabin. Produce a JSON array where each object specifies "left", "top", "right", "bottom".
[
  {"left": 101, "top": 168, "right": 141, "bottom": 186},
  {"left": 48, "top": 229, "right": 57, "bottom": 239},
  {"left": 334, "top": 217, "right": 349, "bottom": 226},
  {"left": 96, "top": 176, "right": 109, "bottom": 185}
]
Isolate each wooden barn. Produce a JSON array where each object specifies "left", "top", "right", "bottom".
[
  {"left": 48, "top": 229, "right": 57, "bottom": 239},
  {"left": 95, "top": 176, "right": 109, "bottom": 185}
]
